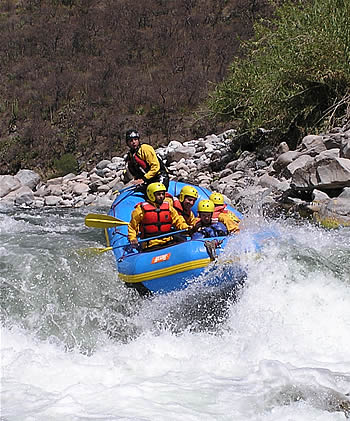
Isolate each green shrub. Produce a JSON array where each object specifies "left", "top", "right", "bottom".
[
  {"left": 53, "top": 153, "right": 78, "bottom": 176},
  {"left": 208, "top": 0, "right": 350, "bottom": 142}
]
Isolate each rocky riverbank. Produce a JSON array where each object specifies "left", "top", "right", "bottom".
[{"left": 1, "top": 126, "right": 350, "bottom": 226}]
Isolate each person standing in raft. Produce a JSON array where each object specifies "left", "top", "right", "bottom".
[
  {"left": 128, "top": 182, "right": 189, "bottom": 251},
  {"left": 191, "top": 199, "right": 239, "bottom": 239},
  {"left": 209, "top": 192, "right": 240, "bottom": 234},
  {"left": 125, "top": 129, "right": 169, "bottom": 194}
]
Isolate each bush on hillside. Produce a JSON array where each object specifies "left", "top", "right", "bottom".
[
  {"left": 208, "top": 0, "right": 350, "bottom": 147},
  {"left": 53, "top": 153, "right": 78, "bottom": 177},
  {"left": 0, "top": 0, "right": 275, "bottom": 175}
]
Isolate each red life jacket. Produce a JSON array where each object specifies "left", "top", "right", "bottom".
[
  {"left": 140, "top": 201, "right": 172, "bottom": 238},
  {"left": 133, "top": 151, "right": 148, "bottom": 170},
  {"left": 126, "top": 147, "right": 149, "bottom": 179},
  {"left": 212, "top": 204, "right": 228, "bottom": 222},
  {"left": 127, "top": 144, "right": 167, "bottom": 179}
]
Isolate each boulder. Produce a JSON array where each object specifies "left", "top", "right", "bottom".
[
  {"left": 72, "top": 183, "right": 90, "bottom": 195},
  {"left": 273, "top": 151, "right": 300, "bottom": 172},
  {"left": 45, "top": 196, "right": 63, "bottom": 206},
  {"left": 14, "top": 186, "right": 35, "bottom": 206},
  {"left": 167, "top": 146, "right": 196, "bottom": 163},
  {"left": 299, "top": 135, "right": 327, "bottom": 156},
  {"left": 0, "top": 175, "right": 21, "bottom": 198},
  {"left": 286, "top": 155, "right": 313, "bottom": 177},
  {"left": 315, "top": 197, "right": 350, "bottom": 227},
  {"left": 96, "top": 159, "right": 111, "bottom": 170},
  {"left": 340, "top": 139, "right": 350, "bottom": 159},
  {"left": 15, "top": 169, "right": 41, "bottom": 190},
  {"left": 292, "top": 157, "right": 350, "bottom": 190}
]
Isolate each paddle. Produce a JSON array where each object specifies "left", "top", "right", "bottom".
[
  {"left": 112, "top": 184, "right": 136, "bottom": 195},
  {"left": 85, "top": 213, "right": 129, "bottom": 228},
  {"left": 81, "top": 228, "right": 189, "bottom": 255}
]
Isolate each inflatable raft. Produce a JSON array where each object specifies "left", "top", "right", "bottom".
[{"left": 104, "top": 180, "right": 271, "bottom": 295}]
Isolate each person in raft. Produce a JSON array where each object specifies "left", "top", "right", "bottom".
[
  {"left": 125, "top": 129, "right": 169, "bottom": 194},
  {"left": 191, "top": 199, "right": 239, "bottom": 239},
  {"left": 128, "top": 182, "right": 189, "bottom": 251},
  {"left": 209, "top": 192, "right": 240, "bottom": 234},
  {"left": 165, "top": 185, "right": 198, "bottom": 226},
  {"left": 164, "top": 185, "right": 199, "bottom": 242}
]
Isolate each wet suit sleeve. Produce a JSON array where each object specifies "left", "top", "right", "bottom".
[
  {"left": 219, "top": 213, "right": 240, "bottom": 234},
  {"left": 138, "top": 144, "right": 161, "bottom": 181},
  {"left": 187, "top": 211, "right": 197, "bottom": 227},
  {"left": 169, "top": 205, "right": 189, "bottom": 231},
  {"left": 164, "top": 196, "right": 174, "bottom": 206},
  {"left": 128, "top": 206, "right": 143, "bottom": 242}
]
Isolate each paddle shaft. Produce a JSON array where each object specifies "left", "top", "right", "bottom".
[
  {"left": 96, "top": 229, "right": 189, "bottom": 253},
  {"left": 116, "top": 185, "right": 135, "bottom": 194},
  {"left": 136, "top": 229, "right": 188, "bottom": 244}
]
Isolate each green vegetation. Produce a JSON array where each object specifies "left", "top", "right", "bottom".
[
  {"left": 209, "top": 0, "right": 350, "bottom": 144},
  {"left": 1, "top": 0, "right": 274, "bottom": 176},
  {"left": 53, "top": 154, "right": 78, "bottom": 176}
]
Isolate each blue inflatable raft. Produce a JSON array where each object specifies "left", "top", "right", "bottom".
[{"left": 105, "top": 180, "right": 273, "bottom": 295}]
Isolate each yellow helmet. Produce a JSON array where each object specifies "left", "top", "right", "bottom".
[
  {"left": 179, "top": 185, "right": 198, "bottom": 202},
  {"left": 146, "top": 182, "right": 166, "bottom": 202},
  {"left": 197, "top": 199, "right": 215, "bottom": 213},
  {"left": 209, "top": 192, "right": 224, "bottom": 205}
]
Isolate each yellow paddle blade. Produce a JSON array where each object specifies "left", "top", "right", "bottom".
[{"left": 85, "top": 213, "right": 129, "bottom": 228}]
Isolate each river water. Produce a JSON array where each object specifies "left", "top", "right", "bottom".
[{"left": 1, "top": 206, "right": 350, "bottom": 420}]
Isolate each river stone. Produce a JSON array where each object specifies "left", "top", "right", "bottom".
[
  {"left": 286, "top": 155, "right": 314, "bottom": 177},
  {"left": 273, "top": 151, "right": 300, "bottom": 172},
  {"left": 72, "top": 183, "right": 90, "bottom": 195},
  {"left": 14, "top": 186, "right": 35, "bottom": 206},
  {"left": 340, "top": 139, "right": 350, "bottom": 159},
  {"left": 15, "top": 169, "right": 41, "bottom": 190},
  {"left": 45, "top": 196, "right": 63, "bottom": 206},
  {"left": 312, "top": 189, "right": 330, "bottom": 201},
  {"left": 299, "top": 135, "right": 327, "bottom": 156},
  {"left": 338, "top": 187, "right": 350, "bottom": 198},
  {"left": 0, "top": 175, "right": 21, "bottom": 198},
  {"left": 96, "top": 159, "right": 111, "bottom": 170}
]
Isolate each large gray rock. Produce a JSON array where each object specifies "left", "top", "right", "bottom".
[
  {"left": 340, "top": 139, "right": 350, "bottom": 159},
  {"left": 312, "top": 189, "right": 330, "bottom": 201},
  {"left": 47, "top": 184, "right": 64, "bottom": 196},
  {"left": 292, "top": 157, "right": 350, "bottom": 190},
  {"left": 14, "top": 186, "right": 35, "bottom": 206},
  {"left": 316, "top": 158, "right": 350, "bottom": 189},
  {"left": 339, "top": 187, "right": 350, "bottom": 198},
  {"left": 299, "top": 135, "right": 327, "bottom": 156},
  {"left": 258, "top": 174, "right": 290, "bottom": 192},
  {"left": 47, "top": 177, "right": 63, "bottom": 185},
  {"left": 96, "top": 159, "right": 111, "bottom": 170},
  {"left": 316, "top": 197, "right": 350, "bottom": 226},
  {"left": 45, "top": 196, "right": 63, "bottom": 206},
  {"left": 273, "top": 151, "right": 300, "bottom": 172},
  {"left": 0, "top": 175, "right": 21, "bottom": 198},
  {"left": 15, "top": 169, "right": 41, "bottom": 190},
  {"left": 72, "top": 183, "right": 90, "bottom": 195},
  {"left": 315, "top": 148, "right": 340, "bottom": 161},
  {"left": 167, "top": 146, "right": 196, "bottom": 163},
  {"left": 323, "top": 135, "right": 344, "bottom": 150},
  {"left": 286, "top": 155, "right": 313, "bottom": 177}
]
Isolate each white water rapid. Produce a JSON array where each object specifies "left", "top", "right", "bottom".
[{"left": 1, "top": 207, "right": 350, "bottom": 421}]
